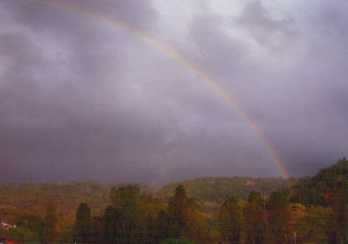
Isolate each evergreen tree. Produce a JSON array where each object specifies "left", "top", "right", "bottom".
[
  {"left": 157, "top": 210, "right": 170, "bottom": 241},
  {"left": 218, "top": 196, "right": 242, "bottom": 244},
  {"left": 41, "top": 203, "right": 58, "bottom": 244},
  {"left": 107, "top": 185, "right": 143, "bottom": 243},
  {"left": 103, "top": 206, "right": 119, "bottom": 244},
  {"left": 74, "top": 202, "right": 92, "bottom": 243},
  {"left": 167, "top": 185, "right": 190, "bottom": 238}
]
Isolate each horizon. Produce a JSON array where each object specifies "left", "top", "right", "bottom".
[{"left": 0, "top": 159, "right": 338, "bottom": 185}]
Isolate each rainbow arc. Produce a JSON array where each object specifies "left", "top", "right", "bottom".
[{"left": 34, "top": 0, "right": 289, "bottom": 178}]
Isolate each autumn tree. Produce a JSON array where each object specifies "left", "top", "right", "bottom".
[
  {"left": 218, "top": 196, "right": 242, "bottom": 244},
  {"left": 164, "top": 185, "right": 208, "bottom": 243},
  {"left": 167, "top": 185, "right": 190, "bottom": 238},
  {"left": 267, "top": 191, "right": 291, "bottom": 244},
  {"left": 105, "top": 185, "right": 166, "bottom": 243},
  {"left": 41, "top": 202, "right": 58, "bottom": 244},
  {"left": 103, "top": 185, "right": 142, "bottom": 243},
  {"left": 295, "top": 206, "right": 331, "bottom": 243},
  {"left": 328, "top": 180, "right": 348, "bottom": 244},
  {"left": 244, "top": 191, "right": 266, "bottom": 244}
]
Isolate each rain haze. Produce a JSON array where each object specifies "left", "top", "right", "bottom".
[{"left": 0, "top": 0, "right": 347, "bottom": 183}]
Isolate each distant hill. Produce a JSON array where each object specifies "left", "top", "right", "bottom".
[
  {"left": 0, "top": 182, "right": 152, "bottom": 228},
  {"left": 159, "top": 177, "right": 293, "bottom": 203},
  {"left": 0, "top": 182, "right": 110, "bottom": 224},
  {"left": 291, "top": 158, "right": 348, "bottom": 205},
  {"left": 0, "top": 177, "right": 293, "bottom": 222}
]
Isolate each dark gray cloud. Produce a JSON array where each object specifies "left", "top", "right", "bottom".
[
  {"left": 184, "top": 0, "right": 348, "bottom": 176},
  {"left": 0, "top": 0, "right": 347, "bottom": 183},
  {"left": 0, "top": 0, "right": 163, "bottom": 182}
]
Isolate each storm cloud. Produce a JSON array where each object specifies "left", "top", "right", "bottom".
[{"left": 0, "top": 0, "right": 347, "bottom": 183}]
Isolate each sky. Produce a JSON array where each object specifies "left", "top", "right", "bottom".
[{"left": 0, "top": 0, "right": 347, "bottom": 183}]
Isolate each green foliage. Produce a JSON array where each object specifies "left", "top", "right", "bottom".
[
  {"left": 1, "top": 160, "right": 348, "bottom": 243},
  {"left": 41, "top": 203, "right": 58, "bottom": 243},
  {"left": 268, "top": 190, "right": 289, "bottom": 209},
  {"left": 167, "top": 185, "right": 190, "bottom": 238},
  {"left": 0, "top": 182, "right": 109, "bottom": 211},
  {"left": 329, "top": 180, "right": 348, "bottom": 243},
  {"left": 74, "top": 202, "right": 92, "bottom": 243},
  {"left": 0, "top": 226, "right": 40, "bottom": 242},
  {"left": 154, "top": 185, "right": 211, "bottom": 243},
  {"left": 295, "top": 206, "right": 332, "bottom": 244},
  {"left": 267, "top": 191, "right": 291, "bottom": 244},
  {"left": 244, "top": 191, "right": 267, "bottom": 244},
  {"left": 291, "top": 158, "right": 348, "bottom": 206},
  {"left": 102, "top": 185, "right": 165, "bottom": 244},
  {"left": 161, "top": 239, "right": 195, "bottom": 244},
  {"left": 218, "top": 196, "right": 242, "bottom": 244},
  {"left": 160, "top": 177, "right": 291, "bottom": 203},
  {"left": 103, "top": 185, "right": 143, "bottom": 243},
  {"left": 110, "top": 185, "right": 141, "bottom": 209}
]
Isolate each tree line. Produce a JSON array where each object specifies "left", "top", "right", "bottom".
[
  {"left": 68, "top": 182, "right": 347, "bottom": 244},
  {"left": 1, "top": 158, "right": 347, "bottom": 243}
]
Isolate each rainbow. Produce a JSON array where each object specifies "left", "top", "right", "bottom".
[{"left": 32, "top": 0, "right": 290, "bottom": 178}]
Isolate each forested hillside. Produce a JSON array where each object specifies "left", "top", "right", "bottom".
[
  {"left": 291, "top": 158, "right": 348, "bottom": 205},
  {"left": 0, "top": 160, "right": 347, "bottom": 243},
  {"left": 0, "top": 182, "right": 109, "bottom": 214},
  {"left": 0, "top": 177, "right": 290, "bottom": 213},
  {"left": 160, "top": 177, "right": 292, "bottom": 202}
]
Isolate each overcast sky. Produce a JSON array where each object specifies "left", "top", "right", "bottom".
[{"left": 0, "top": 0, "right": 347, "bottom": 183}]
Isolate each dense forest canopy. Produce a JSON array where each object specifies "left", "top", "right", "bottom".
[{"left": 0, "top": 159, "right": 347, "bottom": 243}]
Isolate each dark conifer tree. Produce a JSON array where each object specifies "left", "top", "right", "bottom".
[
  {"left": 167, "top": 185, "right": 190, "bottom": 238},
  {"left": 218, "top": 196, "right": 242, "bottom": 244},
  {"left": 74, "top": 202, "right": 92, "bottom": 243}
]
